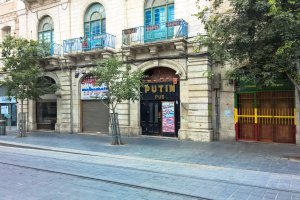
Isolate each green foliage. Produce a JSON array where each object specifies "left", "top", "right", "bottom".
[
  {"left": 195, "top": 0, "right": 300, "bottom": 88},
  {"left": 0, "top": 35, "right": 58, "bottom": 101},
  {"left": 202, "top": 70, "right": 215, "bottom": 79},
  {"left": 92, "top": 57, "right": 144, "bottom": 113}
]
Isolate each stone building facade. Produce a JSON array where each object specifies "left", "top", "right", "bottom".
[
  {"left": 0, "top": 0, "right": 24, "bottom": 130},
  {"left": 1, "top": 0, "right": 299, "bottom": 144}
]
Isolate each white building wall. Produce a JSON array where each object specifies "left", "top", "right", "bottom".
[
  {"left": 19, "top": 0, "right": 207, "bottom": 49},
  {"left": 2, "top": 0, "right": 298, "bottom": 143},
  {"left": 13, "top": 0, "right": 214, "bottom": 139}
]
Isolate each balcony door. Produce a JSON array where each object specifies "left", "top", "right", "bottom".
[
  {"left": 141, "top": 101, "right": 162, "bottom": 135},
  {"left": 84, "top": 3, "right": 106, "bottom": 50},
  {"left": 144, "top": 1, "right": 174, "bottom": 42},
  {"left": 38, "top": 16, "right": 54, "bottom": 55}
]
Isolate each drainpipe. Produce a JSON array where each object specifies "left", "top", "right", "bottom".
[
  {"left": 69, "top": 66, "right": 73, "bottom": 134},
  {"left": 213, "top": 74, "right": 221, "bottom": 141},
  {"left": 215, "top": 88, "right": 220, "bottom": 140}
]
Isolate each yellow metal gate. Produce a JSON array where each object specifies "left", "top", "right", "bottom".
[{"left": 235, "top": 91, "right": 296, "bottom": 143}]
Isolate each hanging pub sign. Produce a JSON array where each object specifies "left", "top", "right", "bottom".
[
  {"left": 162, "top": 101, "right": 175, "bottom": 133},
  {"left": 81, "top": 76, "right": 108, "bottom": 100},
  {"left": 141, "top": 82, "right": 179, "bottom": 101}
]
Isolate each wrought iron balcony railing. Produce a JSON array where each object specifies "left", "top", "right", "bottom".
[
  {"left": 63, "top": 33, "right": 116, "bottom": 54},
  {"left": 50, "top": 43, "right": 62, "bottom": 56},
  {"left": 122, "top": 19, "right": 188, "bottom": 46},
  {"left": 38, "top": 43, "right": 62, "bottom": 57}
]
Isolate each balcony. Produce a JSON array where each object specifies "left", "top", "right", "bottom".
[
  {"left": 122, "top": 19, "right": 188, "bottom": 46},
  {"left": 49, "top": 43, "right": 61, "bottom": 57},
  {"left": 37, "top": 43, "right": 63, "bottom": 71},
  {"left": 38, "top": 43, "right": 62, "bottom": 57},
  {"left": 63, "top": 33, "right": 116, "bottom": 55}
]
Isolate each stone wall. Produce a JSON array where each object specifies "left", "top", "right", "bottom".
[
  {"left": 178, "top": 56, "right": 213, "bottom": 141},
  {"left": 11, "top": 0, "right": 300, "bottom": 144}
]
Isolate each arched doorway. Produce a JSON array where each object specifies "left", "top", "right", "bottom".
[
  {"left": 36, "top": 77, "right": 57, "bottom": 130},
  {"left": 140, "top": 67, "right": 180, "bottom": 137}
]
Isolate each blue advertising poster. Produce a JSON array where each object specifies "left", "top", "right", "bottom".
[{"left": 81, "top": 76, "right": 108, "bottom": 100}]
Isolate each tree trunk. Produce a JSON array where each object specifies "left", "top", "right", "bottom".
[
  {"left": 287, "top": 74, "right": 300, "bottom": 93},
  {"left": 19, "top": 100, "right": 26, "bottom": 137},
  {"left": 110, "top": 112, "right": 123, "bottom": 145}
]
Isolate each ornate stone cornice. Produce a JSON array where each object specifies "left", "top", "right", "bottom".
[
  {"left": 23, "top": 0, "right": 59, "bottom": 9},
  {"left": 0, "top": 11, "right": 17, "bottom": 24}
]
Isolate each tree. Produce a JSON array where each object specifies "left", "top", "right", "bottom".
[
  {"left": 195, "top": 0, "right": 300, "bottom": 90},
  {"left": 0, "top": 35, "right": 58, "bottom": 137},
  {"left": 92, "top": 57, "right": 144, "bottom": 145}
]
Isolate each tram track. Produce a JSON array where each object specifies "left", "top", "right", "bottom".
[
  {"left": 0, "top": 161, "right": 210, "bottom": 200},
  {"left": 1, "top": 142, "right": 300, "bottom": 197},
  {"left": 0, "top": 142, "right": 95, "bottom": 156}
]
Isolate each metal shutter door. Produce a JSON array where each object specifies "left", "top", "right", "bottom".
[{"left": 82, "top": 100, "right": 109, "bottom": 133}]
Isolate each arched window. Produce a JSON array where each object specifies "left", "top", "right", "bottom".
[
  {"left": 144, "top": 0, "right": 174, "bottom": 26},
  {"left": 2, "top": 26, "right": 11, "bottom": 38},
  {"left": 84, "top": 3, "right": 106, "bottom": 38},
  {"left": 38, "top": 16, "right": 54, "bottom": 44}
]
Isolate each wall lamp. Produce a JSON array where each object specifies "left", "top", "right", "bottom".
[{"left": 75, "top": 69, "right": 86, "bottom": 78}]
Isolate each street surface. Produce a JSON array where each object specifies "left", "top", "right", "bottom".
[{"left": 0, "top": 132, "right": 300, "bottom": 199}]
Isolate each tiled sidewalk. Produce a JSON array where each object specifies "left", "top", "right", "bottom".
[
  {"left": 1, "top": 140, "right": 300, "bottom": 200},
  {"left": 1, "top": 131, "right": 300, "bottom": 176}
]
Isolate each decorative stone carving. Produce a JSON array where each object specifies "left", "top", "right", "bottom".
[
  {"left": 148, "top": 46, "right": 158, "bottom": 55},
  {"left": 123, "top": 48, "right": 135, "bottom": 61},
  {"left": 174, "top": 41, "right": 186, "bottom": 54}
]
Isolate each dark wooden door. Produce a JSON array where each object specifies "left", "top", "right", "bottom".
[
  {"left": 141, "top": 101, "right": 161, "bottom": 135},
  {"left": 237, "top": 93, "right": 256, "bottom": 140},
  {"left": 272, "top": 91, "right": 295, "bottom": 143},
  {"left": 257, "top": 92, "right": 273, "bottom": 142},
  {"left": 36, "top": 101, "right": 57, "bottom": 130}
]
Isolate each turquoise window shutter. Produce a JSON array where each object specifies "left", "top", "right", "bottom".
[
  {"left": 154, "top": 7, "right": 165, "bottom": 24},
  {"left": 145, "top": 10, "right": 151, "bottom": 25},
  {"left": 144, "top": 1, "right": 174, "bottom": 43},
  {"left": 168, "top": 4, "right": 174, "bottom": 21}
]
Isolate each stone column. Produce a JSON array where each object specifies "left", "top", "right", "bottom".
[
  {"left": 58, "top": 71, "right": 72, "bottom": 133},
  {"left": 117, "top": 62, "right": 141, "bottom": 136},
  {"left": 178, "top": 56, "right": 213, "bottom": 141}
]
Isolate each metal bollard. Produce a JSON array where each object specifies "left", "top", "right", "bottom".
[{"left": 0, "top": 120, "right": 6, "bottom": 135}]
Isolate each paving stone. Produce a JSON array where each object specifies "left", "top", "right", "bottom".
[{"left": 0, "top": 131, "right": 300, "bottom": 199}]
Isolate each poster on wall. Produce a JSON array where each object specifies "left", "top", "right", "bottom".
[
  {"left": 162, "top": 101, "right": 175, "bottom": 133},
  {"left": 1, "top": 105, "right": 8, "bottom": 115},
  {"left": 81, "top": 76, "right": 108, "bottom": 100}
]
